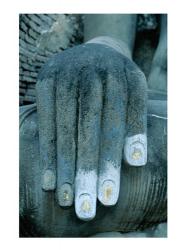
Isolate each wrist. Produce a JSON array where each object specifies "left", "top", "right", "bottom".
[{"left": 86, "top": 36, "right": 132, "bottom": 59}]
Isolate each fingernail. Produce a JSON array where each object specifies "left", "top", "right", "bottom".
[
  {"left": 75, "top": 170, "right": 97, "bottom": 221},
  {"left": 42, "top": 169, "right": 56, "bottom": 191},
  {"left": 99, "top": 180, "right": 118, "bottom": 206},
  {"left": 75, "top": 193, "right": 96, "bottom": 221},
  {"left": 98, "top": 160, "right": 120, "bottom": 206},
  {"left": 124, "top": 134, "right": 147, "bottom": 166},
  {"left": 58, "top": 183, "right": 73, "bottom": 206}
]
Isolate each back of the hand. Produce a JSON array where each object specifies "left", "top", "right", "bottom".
[{"left": 36, "top": 42, "right": 147, "bottom": 221}]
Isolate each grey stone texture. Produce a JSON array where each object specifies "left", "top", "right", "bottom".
[
  {"left": 19, "top": 14, "right": 167, "bottom": 237},
  {"left": 19, "top": 14, "right": 164, "bottom": 105},
  {"left": 19, "top": 95, "right": 167, "bottom": 237},
  {"left": 19, "top": 14, "right": 83, "bottom": 105},
  {"left": 91, "top": 223, "right": 167, "bottom": 237},
  {"left": 35, "top": 43, "right": 147, "bottom": 217}
]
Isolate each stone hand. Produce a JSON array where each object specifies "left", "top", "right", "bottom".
[{"left": 36, "top": 40, "right": 147, "bottom": 220}]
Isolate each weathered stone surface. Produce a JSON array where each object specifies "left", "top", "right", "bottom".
[
  {"left": 19, "top": 96, "right": 167, "bottom": 237},
  {"left": 19, "top": 14, "right": 164, "bottom": 105},
  {"left": 35, "top": 42, "right": 147, "bottom": 220},
  {"left": 19, "top": 14, "right": 83, "bottom": 105},
  {"left": 91, "top": 222, "right": 167, "bottom": 237},
  {"left": 137, "top": 14, "right": 158, "bottom": 32}
]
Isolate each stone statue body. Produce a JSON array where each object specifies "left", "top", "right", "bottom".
[
  {"left": 19, "top": 14, "right": 167, "bottom": 236},
  {"left": 20, "top": 97, "right": 167, "bottom": 237}
]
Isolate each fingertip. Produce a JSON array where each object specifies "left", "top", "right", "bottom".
[
  {"left": 75, "top": 193, "right": 96, "bottom": 221},
  {"left": 98, "top": 179, "right": 119, "bottom": 206},
  {"left": 42, "top": 169, "right": 56, "bottom": 191},
  {"left": 75, "top": 170, "right": 97, "bottom": 221},
  {"left": 57, "top": 183, "right": 74, "bottom": 207},
  {"left": 124, "top": 134, "right": 147, "bottom": 166},
  {"left": 98, "top": 160, "right": 120, "bottom": 206}
]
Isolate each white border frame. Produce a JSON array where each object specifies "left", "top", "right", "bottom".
[{"left": 0, "top": 0, "right": 187, "bottom": 249}]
